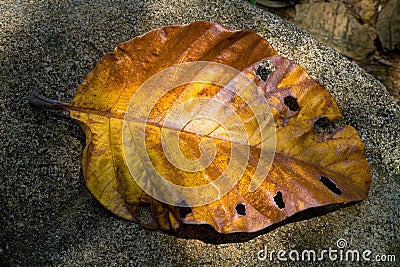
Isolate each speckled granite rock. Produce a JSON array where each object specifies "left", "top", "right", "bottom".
[{"left": 1, "top": 0, "right": 399, "bottom": 266}]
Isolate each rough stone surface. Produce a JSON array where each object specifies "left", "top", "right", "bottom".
[
  {"left": 349, "top": 0, "right": 379, "bottom": 26},
  {"left": 294, "top": 2, "right": 376, "bottom": 60},
  {"left": 1, "top": 0, "right": 399, "bottom": 266}
]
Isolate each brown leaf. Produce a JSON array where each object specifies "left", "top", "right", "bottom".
[{"left": 58, "top": 21, "right": 370, "bottom": 233}]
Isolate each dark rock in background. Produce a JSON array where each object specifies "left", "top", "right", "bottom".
[
  {"left": 348, "top": 0, "right": 380, "bottom": 26},
  {"left": 294, "top": 1, "right": 376, "bottom": 60},
  {"left": 376, "top": 0, "right": 400, "bottom": 51},
  {"left": 257, "top": 0, "right": 399, "bottom": 105}
]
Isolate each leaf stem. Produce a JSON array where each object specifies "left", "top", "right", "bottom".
[{"left": 28, "top": 90, "right": 70, "bottom": 111}]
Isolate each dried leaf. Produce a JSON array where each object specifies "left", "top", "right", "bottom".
[{"left": 53, "top": 22, "right": 370, "bottom": 233}]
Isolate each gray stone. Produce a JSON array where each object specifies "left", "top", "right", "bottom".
[{"left": 1, "top": 0, "right": 399, "bottom": 266}]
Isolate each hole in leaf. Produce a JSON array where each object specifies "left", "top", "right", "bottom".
[
  {"left": 332, "top": 117, "right": 344, "bottom": 129},
  {"left": 177, "top": 199, "right": 192, "bottom": 218},
  {"left": 273, "top": 191, "right": 285, "bottom": 209},
  {"left": 314, "top": 117, "right": 330, "bottom": 131},
  {"left": 320, "top": 176, "right": 342, "bottom": 195},
  {"left": 235, "top": 203, "right": 246, "bottom": 216},
  {"left": 136, "top": 203, "right": 153, "bottom": 224},
  {"left": 256, "top": 59, "right": 275, "bottom": 81},
  {"left": 313, "top": 116, "right": 343, "bottom": 134},
  {"left": 283, "top": 95, "right": 299, "bottom": 112}
]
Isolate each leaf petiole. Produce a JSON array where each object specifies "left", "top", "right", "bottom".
[{"left": 29, "top": 90, "right": 70, "bottom": 111}]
